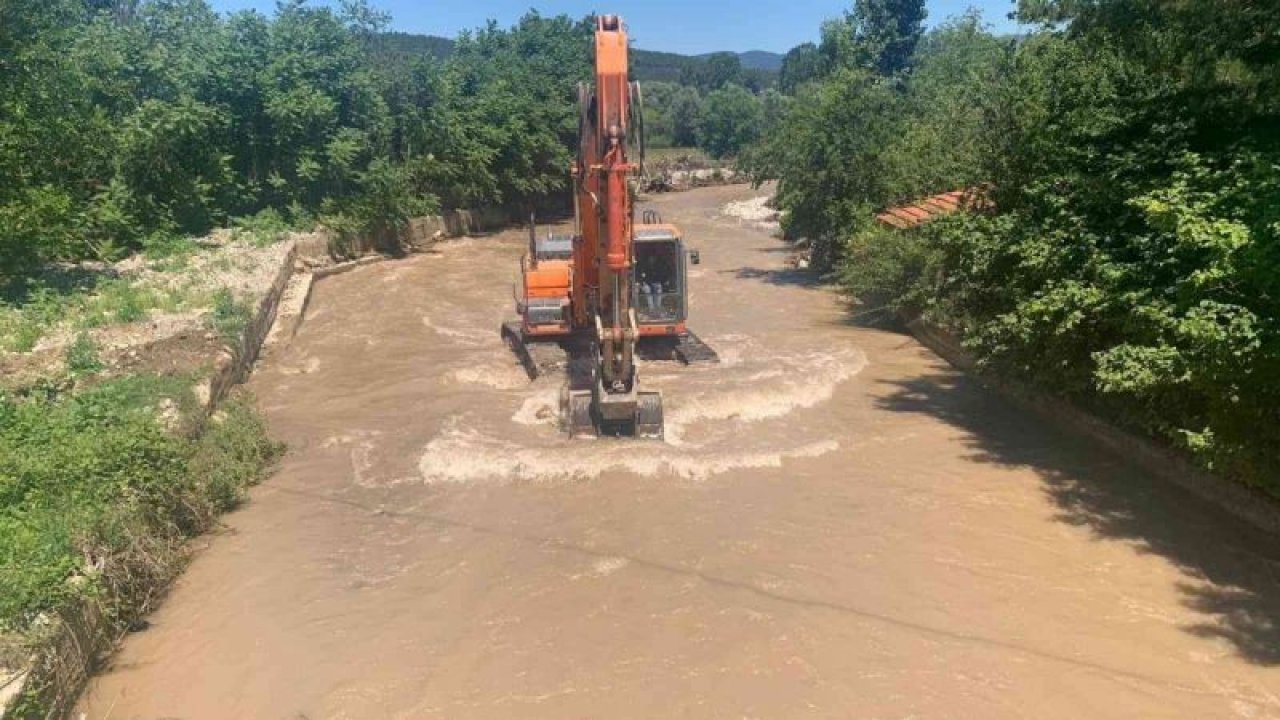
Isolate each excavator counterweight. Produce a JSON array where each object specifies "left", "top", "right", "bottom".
[{"left": 502, "top": 14, "right": 717, "bottom": 439}]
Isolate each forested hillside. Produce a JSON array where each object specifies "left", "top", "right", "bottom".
[
  {"left": 372, "top": 30, "right": 784, "bottom": 154},
  {"left": 748, "top": 0, "right": 1280, "bottom": 491},
  {"left": 372, "top": 31, "right": 783, "bottom": 85}
]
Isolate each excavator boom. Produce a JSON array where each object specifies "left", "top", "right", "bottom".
[{"left": 564, "top": 14, "right": 660, "bottom": 437}]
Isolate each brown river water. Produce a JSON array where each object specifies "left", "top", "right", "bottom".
[{"left": 78, "top": 184, "right": 1280, "bottom": 719}]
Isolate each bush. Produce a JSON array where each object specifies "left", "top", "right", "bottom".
[
  {"left": 762, "top": 1, "right": 1280, "bottom": 493},
  {"left": 0, "top": 378, "right": 189, "bottom": 628},
  {"left": 838, "top": 223, "right": 939, "bottom": 315},
  {"left": 190, "top": 398, "right": 283, "bottom": 515},
  {"left": 859, "top": 158, "right": 1280, "bottom": 491},
  {"left": 0, "top": 377, "right": 281, "bottom": 632},
  {"left": 209, "top": 288, "right": 251, "bottom": 345},
  {"left": 64, "top": 333, "right": 104, "bottom": 376},
  {"left": 231, "top": 208, "right": 294, "bottom": 247}
]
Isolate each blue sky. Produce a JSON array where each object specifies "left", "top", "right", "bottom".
[{"left": 206, "top": 1, "right": 1023, "bottom": 54}]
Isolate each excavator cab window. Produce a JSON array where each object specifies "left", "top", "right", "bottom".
[{"left": 633, "top": 233, "right": 685, "bottom": 324}]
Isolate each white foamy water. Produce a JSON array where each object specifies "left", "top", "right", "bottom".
[
  {"left": 512, "top": 385, "right": 562, "bottom": 426},
  {"left": 663, "top": 347, "right": 867, "bottom": 444},
  {"left": 417, "top": 418, "right": 840, "bottom": 484},
  {"left": 721, "top": 195, "right": 781, "bottom": 233},
  {"left": 409, "top": 226, "right": 870, "bottom": 485},
  {"left": 421, "top": 313, "right": 495, "bottom": 347},
  {"left": 415, "top": 340, "right": 866, "bottom": 484},
  {"left": 448, "top": 359, "right": 530, "bottom": 390}
]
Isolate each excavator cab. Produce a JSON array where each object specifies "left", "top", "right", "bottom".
[{"left": 633, "top": 227, "right": 687, "bottom": 327}]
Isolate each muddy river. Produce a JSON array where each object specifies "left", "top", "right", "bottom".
[{"left": 79, "top": 185, "right": 1280, "bottom": 719}]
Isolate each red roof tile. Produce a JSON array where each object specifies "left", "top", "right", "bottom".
[{"left": 876, "top": 188, "right": 990, "bottom": 229}]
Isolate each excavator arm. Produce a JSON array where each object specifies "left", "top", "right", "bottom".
[
  {"left": 503, "top": 14, "right": 677, "bottom": 439},
  {"left": 565, "top": 14, "right": 663, "bottom": 437}
]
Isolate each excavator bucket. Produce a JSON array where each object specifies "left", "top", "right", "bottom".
[{"left": 561, "top": 387, "right": 664, "bottom": 439}]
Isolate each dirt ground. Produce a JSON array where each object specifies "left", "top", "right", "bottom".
[
  {"left": 1, "top": 234, "right": 293, "bottom": 389},
  {"left": 78, "top": 184, "right": 1280, "bottom": 719}
]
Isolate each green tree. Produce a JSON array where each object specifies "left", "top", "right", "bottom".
[
  {"left": 880, "top": 12, "right": 1007, "bottom": 194},
  {"left": 745, "top": 67, "right": 904, "bottom": 267},
  {"left": 779, "top": 42, "right": 825, "bottom": 92},
  {"left": 638, "top": 80, "right": 681, "bottom": 147},
  {"left": 820, "top": 0, "right": 928, "bottom": 76},
  {"left": 681, "top": 51, "right": 744, "bottom": 92},
  {"left": 800, "top": 0, "right": 1280, "bottom": 487},
  {"left": 669, "top": 86, "right": 704, "bottom": 148},
  {"left": 697, "top": 84, "right": 763, "bottom": 159},
  {"left": 442, "top": 12, "right": 591, "bottom": 212}
]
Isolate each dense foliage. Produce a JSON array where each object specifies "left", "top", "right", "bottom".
[
  {"left": 746, "top": 9, "right": 1002, "bottom": 266},
  {"left": 0, "top": 1, "right": 791, "bottom": 286},
  {"left": 380, "top": 32, "right": 782, "bottom": 89},
  {"left": 0, "top": 0, "right": 601, "bottom": 641},
  {"left": 0, "top": 1, "right": 592, "bottom": 282},
  {"left": 0, "top": 379, "right": 281, "bottom": 629},
  {"left": 752, "top": 0, "right": 1280, "bottom": 489}
]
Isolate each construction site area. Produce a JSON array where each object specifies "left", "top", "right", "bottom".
[{"left": 73, "top": 183, "right": 1280, "bottom": 718}]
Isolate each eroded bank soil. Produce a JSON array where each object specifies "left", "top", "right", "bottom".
[{"left": 79, "top": 185, "right": 1280, "bottom": 719}]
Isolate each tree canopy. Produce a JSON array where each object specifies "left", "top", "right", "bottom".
[
  {"left": 0, "top": 1, "right": 593, "bottom": 280},
  {"left": 749, "top": 0, "right": 1280, "bottom": 491}
]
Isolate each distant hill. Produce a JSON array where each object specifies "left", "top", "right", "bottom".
[
  {"left": 375, "top": 32, "right": 779, "bottom": 86},
  {"left": 633, "top": 48, "right": 697, "bottom": 83},
  {"left": 377, "top": 32, "right": 456, "bottom": 60},
  {"left": 707, "top": 50, "right": 785, "bottom": 72}
]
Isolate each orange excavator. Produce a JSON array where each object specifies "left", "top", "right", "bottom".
[{"left": 501, "top": 14, "right": 718, "bottom": 439}]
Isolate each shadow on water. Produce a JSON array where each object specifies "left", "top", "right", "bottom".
[
  {"left": 874, "top": 368, "right": 1280, "bottom": 666},
  {"left": 724, "top": 266, "right": 825, "bottom": 288}
]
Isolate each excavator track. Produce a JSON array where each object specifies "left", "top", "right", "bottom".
[
  {"left": 674, "top": 331, "right": 720, "bottom": 365},
  {"left": 503, "top": 322, "right": 574, "bottom": 380}
]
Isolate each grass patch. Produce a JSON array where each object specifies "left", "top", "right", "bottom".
[
  {"left": 0, "top": 285, "right": 72, "bottom": 353},
  {"left": 231, "top": 207, "right": 294, "bottom": 248},
  {"left": 75, "top": 278, "right": 182, "bottom": 330},
  {"left": 0, "top": 311, "right": 46, "bottom": 353},
  {"left": 64, "top": 333, "right": 103, "bottom": 376},
  {"left": 209, "top": 287, "right": 251, "bottom": 345},
  {"left": 140, "top": 230, "right": 199, "bottom": 262},
  {"left": 0, "top": 276, "right": 189, "bottom": 353}
]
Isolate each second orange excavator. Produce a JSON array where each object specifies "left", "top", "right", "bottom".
[{"left": 501, "top": 14, "right": 718, "bottom": 439}]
